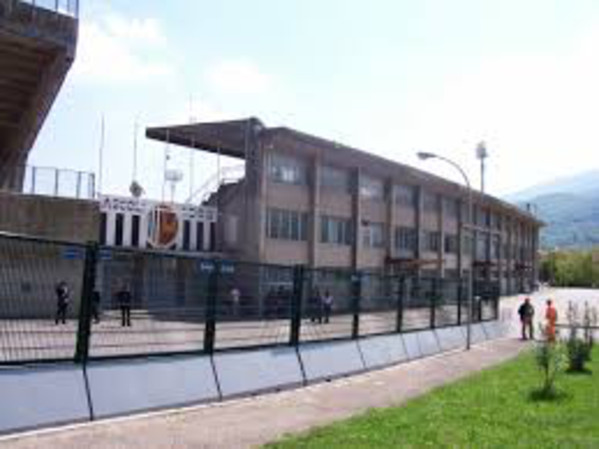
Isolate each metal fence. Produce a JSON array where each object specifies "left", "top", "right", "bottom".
[
  {"left": 0, "top": 165, "right": 95, "bottom": 200},
  {"left": 13, "top": 0, "right": 78, "bottom": 17},
  {"left": 0, "top": 233, "right": 500, "bottom": 365}
]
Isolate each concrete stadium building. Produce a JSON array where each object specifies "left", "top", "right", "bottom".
[{"left": 147, "top": 117, "right": 543, "bottom": 296}]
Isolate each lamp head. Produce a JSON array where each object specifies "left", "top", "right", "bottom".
[{"left": 417, "top": 151, "right": 436, "bottom": 161}]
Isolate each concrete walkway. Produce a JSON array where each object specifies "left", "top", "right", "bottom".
[{"left": 0, "top": 338, "right": 529, "bottom": 449}]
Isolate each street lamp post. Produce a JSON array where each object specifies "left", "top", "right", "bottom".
[{"left": 417, "top": 152, "right": 474, "bottom": 350}]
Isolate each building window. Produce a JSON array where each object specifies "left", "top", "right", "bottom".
[
  {"left": 362, "top": 222, "right": 384, "bottom": 248},
  {"left": 320, "top": 215, "right": 353, "bottom": 245},
  {"left": 131, "top": 215, "right": 140, "bottom": 247},
  {"left": 464, "top": 232, "right": 474, "bottom": 255},
  {"left": 443, "top": 198, "right": 459, "bottom": 219},
  {"left": 114, "top": 213, "right": 124, "bottom": 246},
  {"left": 476, "top": 207, "right": 490, "bottom": 227},
  {"left": 476, "top": 234, "right": 489, "bottom": 260},
  {"left": 422, "top": 230, "right": 440, "bottom": 252},
  {"left": 359, "top": 175, "right": 384, "bottom": 200},
  {"left": 320, "top": 165, "right": 350, "bottom": 193},
  {"left": 268, "top": 153, "right": 306, "bottom": 185},
  {"left": 266, "top": 208, "right": 308, "bottom": 241},
  {"left": 445, "top": 269, "right": 459, "bottom": 279},
  {"left": 394, "top": 184, "right": 417, "bottom": 207},
  {"left": 395, "top": 227, "right": 416, "bottom": 251},
  {"left": 491, "top": 235, "right": 500, "bottom": 259},
  {"left": 444, "top": 234, "right": 459, "bottom": 254},
  {"left": 422, "top": 191, "right": 438, "bottom": 212}
]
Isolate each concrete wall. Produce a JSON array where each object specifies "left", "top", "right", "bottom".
[{"left": 0, "top": 191, "right": 100, "bottom": 243}]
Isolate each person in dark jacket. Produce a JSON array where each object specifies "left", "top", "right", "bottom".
[
  {"left": 91, "top": 290, "right": 101, "bottom": 324},
  {"left": 116, "top": 283, "right": 132, "bottom": 327},
  {"left": 54, "top": 280, "right": 69, "bottom": 325},
  {"left": 518, "top": 297, "right": 535, "bottom": 340}
]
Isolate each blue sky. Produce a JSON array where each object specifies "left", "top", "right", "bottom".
[{"left": 30, "top": 0, "right": 599, "bottom": 201}]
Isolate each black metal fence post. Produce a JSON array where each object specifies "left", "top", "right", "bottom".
[
  {"left": 75, "top": 242, "right": 98, "bottom": 364},
  {"left": 203, "top": 260, "right": 218, "bottom": 354},
  {"left": 457, "top": 278, "right": 463, "bottom": 325},
  {"left": 396, "top": 276, "right": 404, "bottom": 333},
  {"left": 290, "top": 265, "right": 304, "bottom": 346},
  {"left": 351, "top": 272, "right": 362, "bottom": 339},
  {"left": 430, "top": 278, "right": 437, "bottom": 329}
]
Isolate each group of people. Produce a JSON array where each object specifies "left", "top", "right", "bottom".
[
  {"left": 308, "top": 288, "right": 334, "bottom": 324},
  {"left": 518, "top": 297, "right": 558, "bottom": 342},
  {"left": 54, "top": 280, "right": 132, "bottom": 327}
]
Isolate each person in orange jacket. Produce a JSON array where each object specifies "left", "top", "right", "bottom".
[{"left": 545, "top": 299, "right": 558, "bottom": 343}]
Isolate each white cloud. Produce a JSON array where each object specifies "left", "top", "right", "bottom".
[
  {"left": 205, "top": 59, "right": 272, "bottom": 94},
  {"left": 397, "top": 24, "right": 599, "bottom": 196},
  {"left": 73, "top": 13, "right": 173, "bottom": 84}
]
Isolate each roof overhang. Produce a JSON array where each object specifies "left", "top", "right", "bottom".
[{"left": 145, "top": 118, "right": 263, "bottom": 160}]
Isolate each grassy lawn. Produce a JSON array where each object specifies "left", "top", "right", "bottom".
[{"left": 266, "top": 347, "right": 599, "bottom": 449}]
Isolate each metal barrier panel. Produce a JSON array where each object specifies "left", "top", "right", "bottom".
[
  {"left": 213, "top": 347, "right": 304, "bottom": 397},
  {"left": 87, "top": 355, "right": 218, "bottom": 418},
  {"left": 0, "top": 235, "right": 85, "bottom": 364},
  {"left": 89, "top": 248, "right": 208, "bottom": 358},
  {"left": 214, "top": 262, "right": 293, "bottom": 350},
  {"left": 357, "top": 334, "right": 408, "bottom": 369},
  {"left": 359, "top": 273, "right": 397, "bottom": 336},
  {"left": 435, "top": 279, "right": 461, "bottom": 328},
  {"left": 298, "top": 340, "right": 365, "bottom": 382},
  {"left": 0, "top": 364, "right": 89, "bottom": 434},
  {"left": 299, "top": 268, "right": 354, "bottom": 342}
]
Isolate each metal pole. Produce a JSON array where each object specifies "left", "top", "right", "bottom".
[
  {"left": 419, "top": 153, "right": 473, "bottom": 350},
  {"left": 466, "top": 183, "right": 473, "bottom": 349},
  {"left": 290, "top": 265, "right": 304, "bottom": 346}
]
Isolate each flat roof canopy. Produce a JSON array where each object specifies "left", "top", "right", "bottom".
[{"left": 145, "top": 118, "right": 262, "bottom": 160}]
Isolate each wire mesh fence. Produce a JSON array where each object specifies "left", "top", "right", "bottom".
[
  {"left": 90, "top": 248, "right": 209, "bottom": 358},
  {"left": 0, "top": 234, "right": 85, "bottom": 363},
  {"left": 0, "top": 233, "right": 501, "bottom": 365},
  {"left": 299, "top": 268, "right": 356, "bottom": 342}
]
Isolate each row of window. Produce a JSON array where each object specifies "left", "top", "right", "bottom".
[
  {"left": 267, "top": 153, "right": 537, "bottom": 236},
  {"left": 266, "top": 209, "right": 463, "bottom": 254}
]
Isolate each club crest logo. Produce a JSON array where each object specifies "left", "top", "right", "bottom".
[{"left": 147, "top": 203, "right": 179, "bottom": 249}]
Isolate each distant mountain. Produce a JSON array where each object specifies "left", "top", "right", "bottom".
[
  {"left": 505, "top": 169, "right": 599, "bottom": 203},
  {"left": 504, "top": 171, "right": 599, "bottom": 250}
]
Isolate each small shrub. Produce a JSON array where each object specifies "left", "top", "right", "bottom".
[
  {"left": 535, "top": 324, "right": 566, "bottom": 398},
  {"left": 565, "top": 302, "right": 596, "bottom": 372}
]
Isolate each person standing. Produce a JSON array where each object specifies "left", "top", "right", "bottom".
[
  {"left": 323, "top": 290, "right": 334, "bottom": 324},
  {"left": 54, "top": 280, "right": 69, "bottom": 325},
  {"left": 517, "top": 297, "right": 535, "bottom": 340},
  {"left": 91, "top": 290, "right": 101, "bottom": 324},
  {"left": 116, "top": 283, "right": 132, "bottom": 327},
  {"left": 545, "top": 299, "right": 558, "bottom": 343},
  {"left": 309, "top": 287, "right": 323, "bottom": 323},
  {"left": 230, "top": 287, "right": 241, "bottom": 318}
]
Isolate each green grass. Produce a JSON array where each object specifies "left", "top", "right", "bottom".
[{"left": 265, "top": 348, "right": 599, "bottom": 449}]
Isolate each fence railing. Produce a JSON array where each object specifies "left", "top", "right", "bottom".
[
  {"left": 0, "top": 232, "right": 500, "bottom": 365},
  {"left": 0, "top": 0, "right": 79, "bottom": 48},
  {"left": 0, "top": 165, "right": 95, "bottom": 200},
  {"left": 13, "top": 0, "right": 78, "bottom": 18}
]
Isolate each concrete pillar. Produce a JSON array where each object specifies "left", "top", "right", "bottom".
[
  {"left": 309, "top": 156, "right": 320, "bottom": 269},
  {"left": 351, "top": 168, "right": 361, "bottom": 270},
  {"left": 415, "top": 186, "right": 423, "bottom": 277},
  {"left": 385, "top": 179, "right": 395, "bottom": 274},
  {"left": 438, "top": 195, "right": 445, "bottom": 278}
]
